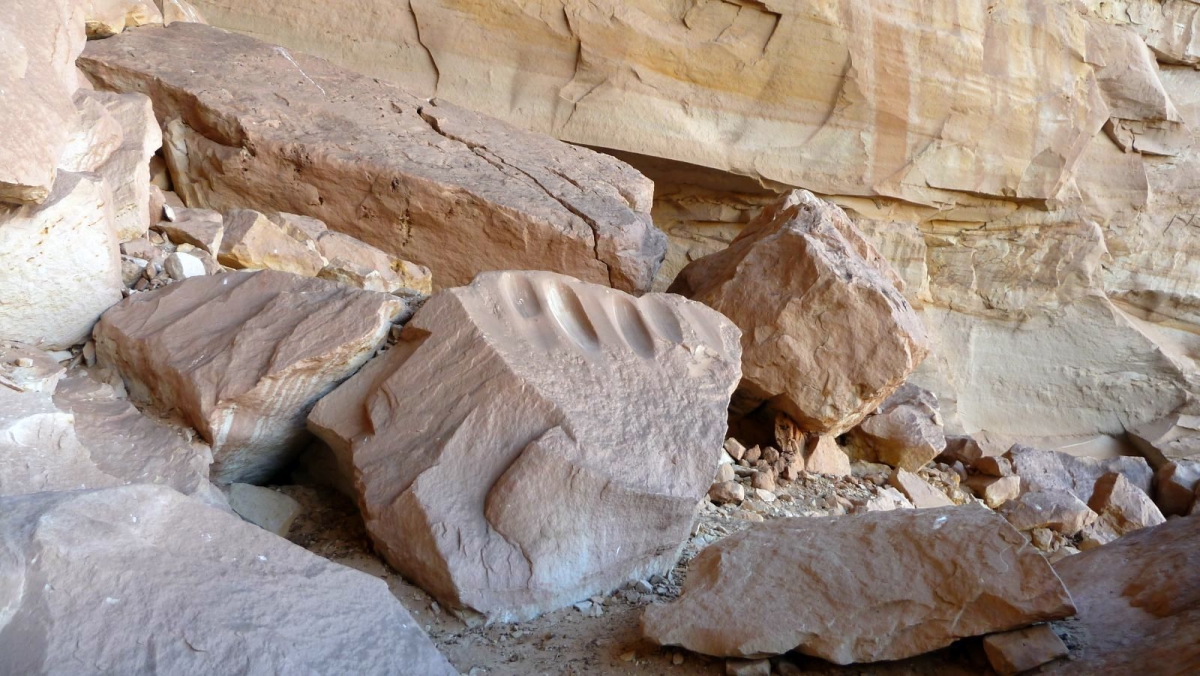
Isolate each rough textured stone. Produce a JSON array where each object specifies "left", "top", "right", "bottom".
[
  {"left": 156, "top": 0, "right": 205, "bottom": 24},
  {"left": 309, "top": 271, "right": 741, "bottom": 621},
  {"left": 982, "top": 625, "right": 1069, "bottom": 676},
  {"left": 1088, "top": 472, "right": 1165, "bottom": 536},
  {"left": 642, "top": 507, "right": 1075, "bottom": 664},
  {"left": 802, "top": 435, "right": 853, "bottom": 478},
  {"left": 0, "top": 172, "right": 123, "bottom": 349},
  {"left": 79, "top": 23, "right": 666, "bottom": 293},
  {"left": 225, "top": 483, "right": 302, "bottom": 536},
  {"left": 965, "top": 475, "right": 1022, "bottom": 509},
  {"left": 1129, "top": 404, "right": 1200, "bottom": 468},
  {"left": 164, "top": 251, "right": 206, "bottom": 279},
  {"left": 709, "top": 481, "right": 745, "bottom": 506},
  {"left": 95, "top": 270, "right": 405, "bottom": 484},
  {"left": 670, "top": 191, "right": 927, "bottom": 436},
  {"left": 888, "top": 469, "right": 954, "bottom": 509},
  {"left": 1000, "top": 491, "right": 1098, "bottom": 535},
  {"left": 219, "top": 208, "right": 325, "bottom": 276},
  {"left": 1045, "top": 514, "right": 1200, "bottom": 674},
  {"left": 316, "top": 230, "right": 433, "bottom": 296},
  {"left": 1006, "top": 445, "right": 1153, "bottom": 504},
  {"left": 158, "top": 208, "right": 223, "bottom": 253},
  {"left": 850, "top": 383, "right": 946, "bottom": 471},
  {"left": 84, "top": 0, "right": 162, "bottom": 37},
  {"left": 0, "top": 484, "right": 456, "bottom": 675},
  {"left": 78, "top": 89, "right": 162, "bottom": 241},
  {"left": 1154, "top": 460, "right": 1200, "bottom": 516}
]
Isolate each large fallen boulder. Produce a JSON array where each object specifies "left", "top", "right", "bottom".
[
  {"left": 1045, "top": 514, "right": 1200, "bottom": 674},
  {"left": 0, "top": 342, "right": 216, "bottom": 501},
  {"left": 0, "top": 172, "right": 123, "bottom": 349},
  {"left": 1006, "top": 444, "right": 1153, "bottom": 504},
  {"left": 78, "top": 23, "right": 667, "bottom": 293},
  {"left": 641, "top": 507, "right": 1075, "bottom": 664},
  {"left": 309, "top": 270, "right": 742, "bottom": 621},
  {"left": 0, "top": 484, "right": 456, "bottom": 674},
  {"left": 95, "top": 270, "right": 405, "bottom": 484},
  {"left": 669, "top": 190, "right": 927, "bottom": 436}
]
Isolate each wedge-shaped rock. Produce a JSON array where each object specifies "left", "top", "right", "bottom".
[
  {"left": 1045, "top": 513, "right": 1200, "bottom": 674},
  {"left": 670, "top": 191, "right": 927, "bottom": 436},
  {"left": 0, "top": 484, "right": 456, "bottom": 675},
  {"left": 309, "top": 271, "right": 741, "bottom": 621},
  {"left": 1154, "top": 460, "right": 1200, "bottom": 516},
  {"left": 982, "top": 625, "right": 1069, "bottom": 676},
  {"left": 1088, "top": 472, "right": 1165, "bottom": 536},
  {"left": 641, "top": 507, "right": 1075, "bottom": 664},
  {"left": 0, "top": 172, "right": 123, "bottom": 349},
  {"left": 0, "top": 345, "right": 214, "bottom": 501},
  {"left": 79, "top": 23, "right": 666, "bottom": 293},
  {"left": 849, "top": 383, "right": 947, "bottom": 470},
  {"left": 95, "top": 270, "right": 405, "bottom": 484},
  {"left": 219, "top": 208, "right": 325, "bottom": 276}
]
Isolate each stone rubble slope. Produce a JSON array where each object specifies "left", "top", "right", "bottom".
[
  {"left": 671, "top": 190, "right": 927, "bottom": 437},
  {"left": 95, "top": 270, "right": 406, "bottom": 484},
  {"left": 641, "top": 506, "right": 1075, "bottom": 664},
  {"left": 309, "top": 270, "right": 742, "bottom": 621},
  {"left": 0, "top": 484, "right": 456, "bottom": 675},
  {"left": 77, "top": 22, "right": 667, "bottom": 294}
]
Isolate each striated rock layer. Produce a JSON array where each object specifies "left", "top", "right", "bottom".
[
  {"left": 78, "top": 23, "right": 666, "bottom": 294},
  {"left": 309, "top": 271, "right": 741, "bottom": 621}
]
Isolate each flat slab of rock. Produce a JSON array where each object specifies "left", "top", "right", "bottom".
[
  {"left": 1045, "top": 514, "right": 1200, "bottom": 674},
  {"left": 982, "top": 624, "right": 1069, "bottom": 675},
  {"left": 309, "top": 270, "right": 741, "bottom": 621},
  {"left": 0, "top": 484, "right": 455, "bottom": 675},
  {"left": 79, "top": 23, "right": 666, "bottom": 293},
  {"left": 670, "top": 190, "right": 927, "bottom": 436},
  {"left": 642, "top": 507, "right": 1075, "bottom": 664},
  {"left": 95, "top": 270, "right": 405, "bottom": 483}
]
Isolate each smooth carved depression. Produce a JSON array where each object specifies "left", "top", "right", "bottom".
[{"left": 309, "top": 271, "right": 743, "bottom": 621}]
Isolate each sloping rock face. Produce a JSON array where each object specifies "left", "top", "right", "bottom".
[
  {"left": 641, "top": 507, "right": 1075, "bottom": 664},
  {"left": 95, "top": 270, "right": 405, "bottom": 484},
  {"left": 0, "top": 484, "right": 456, "bottom": 675},
  {"left": 78, "top": 23, "right": 666, "bottom": 293},
  {"left": 186, "top": 0, "right": 1200, "bottom": 450},
  {"left": 1047, "top": 514, "right": 1200, "bottom": 674},
  {"left": 671, "top": 190, "right": 926, "bottom": 436},
  {"left": 309, "top": 271, "right": 741, "bottom": 621},
  {"left": 0, "top": 342, "right": 215, "bottom": 501}
]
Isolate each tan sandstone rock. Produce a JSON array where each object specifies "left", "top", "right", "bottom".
[
  {"left": 965, "top": 475, "right": 1022, "bottom": 509},
  {"left": 219, "top": 208, "right": 325, "bottom": 276},
  {"left": 225, "top": 483, "right": 302, "bottom": 536},
  {"left": 641, "top": 507, "right": 1075, "bottom": 664},
  {"left": 670, "top": 190, "right": 927, "bottom": 437},
  {"left": 309, "top": 271, "right": 741, "bottom": 621},
  {"left": 0, "top": 172, "right": 123, "bottom": 349},
  {"left": 1045, "top": 513, "right": 1200, "bottom": 674},
  {"left": 849, "top": 383, "right": 947, "bottom": 471},
  {"left": 81, "top": 90, "right": 162, "bottom": 242},
  {"left": 95, "top": 270, "right": 406, "bottom": 483},
  {"left": 1088, "top": 471, "right": 1165, "bottom": 536},
  {"left": 83, "top": 0, "right": 162, "bottom": 37},
  {"left": 1154, "top": 460, "right": 1200, "bottom": 516},
  {"left": 1129, "top": 403, "right": 1200, "bottom": 468},
  {"left": 888, "top": 469, "right": 954, "bottom": 509},
  {"left": 78, "top": 23, "right": 667, "bottom": 293},
  {"left": 158, "top": 208, "right": 223, "bottom": 253},
  {"left": 803, "top": 435, "right": 853, "bottom": 478},
  {"left": 155, "top": 0, "right": 205, "bottom": 25},
  {"left": 1000, "top": 491, "right": 1098, "bottom": 536},
  {"left": 0, "top": 484, "right": 456, "bottom": 675},
  {"left": 1006, "top": 444, "right": 1154, "bottom": 504},
  {"left": 982, "top": 624, "right": 1069, "bottom": 676}
]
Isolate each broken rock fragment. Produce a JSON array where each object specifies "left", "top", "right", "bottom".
[
  {"left": 1006, "top": 444, "right": 1153, "bottom": 503},
  {"left": 670, "top": 190, "right": 927, "bottom": 436},
  {"left": 849, "top": 383, "right": 947, "bottom": 470},
  {"left": 1154, "top": 460, "right": 1200, "bottom": 516},
  {"left": 641, "top": 507, "right": 1074, "bottom": 663},
  {"left": 1087, "top": 472, "right": 1165, "bottom": 536},
  {"left": 95, "top": 270, "right": 405, "bottom": 483},
  {"left": 888, "top": 468, "right": 954, "bottom": 509},
  {"left": 1000, "top": 491, "right": 1098, "bottom": 535},
  {"left": 79, "top": 23, "right": 666, "bottom": 292},
  {"left": 982, "top": 624, "right": 1069, "bottom": 676},
  {"left": 309, "top": 271, "right": 741, "bottom": 621},
  {"left": 0, "top": 485, "right": 456, "bottom": 675}
]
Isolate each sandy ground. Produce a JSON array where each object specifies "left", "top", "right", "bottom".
[{"left": 279, "top": 483, "right": 992, "bottom": 676}]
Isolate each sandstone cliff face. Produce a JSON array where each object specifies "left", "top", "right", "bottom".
[{"left": 188, "top": 0, "right": 1200, "bottom": 447}]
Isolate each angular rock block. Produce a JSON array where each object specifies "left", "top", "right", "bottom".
[
  {"left": 79, "top": 23, "right": 667, "bottom": 293},
  {"left": 309, "top": 271, "right": 742, "bottom": 621},
  {"left": 670, "top": 190, "right": 927, "bottom": 436},
  {"left": 0, "top": 172, "right": 124, "bottom": 349},
  {"left": 0, "top": 343, "right": 216, "bottom": 501},
  {"left": 849, "top": 383, "right": 947, "bottom": 470},
  {"left": 1006, "top": 444, "right": 1153, "bottom": 504},
  {"left": 95, "top": 270, "right": 406, "bottom": 484},
  {"left": 642, "top": 506, "right": 1075, "bottom": 664},
  {"left": 0, "top": 485, "right": 456, "bottom": 675}
]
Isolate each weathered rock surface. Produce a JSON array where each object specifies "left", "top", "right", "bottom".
[
  {"left": 1000, "top": 491, "right": 1098, "bottom": 536},
  {"left": 0, "top": 484, "right": 456, "bottom": 675},
  {"left": 79, "top": 89, "right": 162, "bottom": 241},
  {"left": 1088, "top": 472, "right": 1165, "bottom": 536},
  {"left": 1046, "top": 514, "right": 1200, "bottom": 674},
  {"left": 0, "top": 172, "right": 123, "bottom": 349},
  {"left": 1129, "top": 404, "right": 1200, "bottom": 468},
  {"left": 0, "top": 344, "right": 214, "bottom": 500},
  {"left": 982, "top": 624, "right": 1069, "bottom": 676},
  {"left": 849, "top": 383, "right": 946, "bottom": 470},
  {"left": 78, "top": 23, "right": 667, "bottom": 293},
  {"left": 219, "top": 208, "right": 325, "bottom": 276},
  {"left": 158, "top": 207, "right": 223, "bottom": 253},
  {"left": 309, "top": 270, "right": 741, "bottom": 621},
  {"left": 95, "top": 270, "right": 405, "bottom": 484},
  {"left": 1006, "top": 445, "right": 1153, "bottom": 504},
  {"left": 670, "top": 190, "right": 927, "bottom": 436},
  {"left": 965, "top": 475, "right": 1022, "bottom": 509},
  {"left": 83, "top": 0, "right": 162, "bottom": 37},
  {"left": 225, "top": 482, "right": 302, "bottom": 536},
  {"left": 888, "top": 468, "right": 954, "bottom": 509},
  {"left": 641, "top": 507, "right": 1075, "bottom": 664},
  {"left": 1154, "top": 460, "right": 1200, "bottom": 516}
]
